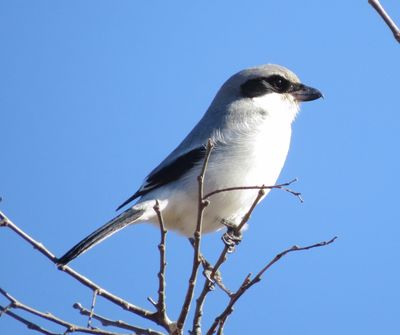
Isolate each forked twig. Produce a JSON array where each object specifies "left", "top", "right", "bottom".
[
  {"left": 192, "top": 178, "right": 303, "bottom": 333},
  {"left": 1, "top": 149, "right": 335, "bottom": 335},
  {"left": 0, "top": 304, "right": 58, "bottom": 335},
  {"left": 207, "top": 236, "right": 338, "bottom": 335},
  {"left": 204, "top": 178, "right": 303, "bottom": 203},
  {"left": 191, "top": 189, "right": 265, "bottom": 334},
  {"left": 0, "top": 210, "right": 171, "bottom": 332},
  {"left": 73, "top": 303, "right": 164, "bottom": 335},
  {"left": 0, "top": 288, "right": 126, "bottom": 335}
]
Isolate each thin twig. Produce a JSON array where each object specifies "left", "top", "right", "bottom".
[
  {"left": 73, "top": 303, "right": 165, "bottom": 335},
  {"left": 176, "top": 139, "right": 214, "bottom": 334},
  {"left": 0, "top": 288, "right": 127, "bottom": 335},
  {"left": 87, "top": 289, "right": 98, "bottom": 328},
  {"left": 203, "top": 178, "right": 303, "bottom": 203},
  {"left": 0, "top": 210, "right": 171, "bottom": 332},
  {"left": 369, "top": 0, "right": 400, "bottom": 43},
  {"left": 0, "top": 304, "right": 59, "bottom": 335},
  {"left": 0, "top": 211, "right": 58, "bottom": 262},
  {"left": 191, "top": 189, "right": 265, "bottom": 334},
  {"left": 147, "top": 297, "right": 157, "bottom": 308},
  {"left": 152, "top": 200, "right": 172, "bottom": 327},
  {"left": 207, "top": 236, "right": 338, "bottom": 335},
  {"left": 235, "top": 188, "right": 266, "bottom": 233}
]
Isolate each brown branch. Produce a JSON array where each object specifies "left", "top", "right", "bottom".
[
  {"left": 210, "top": 189, "right": 266, "bottom": 279},
  {"left": 191, "top": 189, "right": 265, "bottom": 334},
  {"left": 0, "top": 210, "right": 171, "bottom": 332},
  {"left": 151, "top": 201, "right": 172, "bottom": 328},
  {"left": 1, "top": 161, "right": 333, "bottom": 335},
  {"left": 175, "top": 139, "right": 214, "bottom": 334},
  {"left": 191, "top": 177, "right": 302, "bottom": 333},
  {"left": 0, "top": 211, "right": 58, "bottom": 263},
  {"left": 235, "top": 188, "right": 266, "bottom": 233},
  {"left": 0, "top": 288, "right": 127, "bottom": 335},
  {"left": 192, "top": 259, "right": 223, "bottom": 334},
  {"left": 216, "top": 322, "right": 224, "bottom": 335},
  {"left": 0, "top": 304, "right": 59, "bottom": 335},
  {"left": 73, "top": 303, "right": 164, "bottom": 335},
  {"left": 204, "top": 178, "right": 303, "bottom": 203},
  {"left": 207, "top": 236, "right": 338, "bottom": 335},
  {"left": 369, "top": 0, "right": 400, "bottom": 43}
]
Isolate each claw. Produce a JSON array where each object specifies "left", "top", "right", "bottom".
[{"left": 220, "top": 220, "right": 243, "bottom": 252}]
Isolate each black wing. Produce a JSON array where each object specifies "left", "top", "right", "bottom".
[{"left": 116, "top": 146, "right": 206, "bottom": 211}]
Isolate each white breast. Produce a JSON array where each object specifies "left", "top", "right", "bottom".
[
  {"left": 152, "top": 116, "right": 292, "bottom": 235},
  {"left": 146, "top": 94, "right": 298, "bottom": 236}
]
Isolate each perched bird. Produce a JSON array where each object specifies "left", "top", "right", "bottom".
[{"left": 57, "top": 64, "right": 322, "bottom": 265}]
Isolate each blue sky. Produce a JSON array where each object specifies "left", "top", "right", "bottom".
[{"left": 1, "top": 1, "right": 400, "bottom": 334}]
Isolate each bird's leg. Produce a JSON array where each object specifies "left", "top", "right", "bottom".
[{"left": 220, "top": 219, "right": 242, "bottom": 253}]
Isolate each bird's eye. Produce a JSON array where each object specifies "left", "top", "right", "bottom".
[{"left": 266, "top": 75, "right": 291, "bottom": 93}]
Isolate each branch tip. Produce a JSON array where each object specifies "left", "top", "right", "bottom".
[
  {"left": 207, "top": 236, "right": 337, "bottom": 334},
  {"left": 147, "top": 297, "right": 157, "bottom": 308},
  {"left": 369, "top": 0, "right": 400, "bottom": 44}
]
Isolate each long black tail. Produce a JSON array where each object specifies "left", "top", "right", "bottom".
[{"left": 57, "top": 208, "right": 144, "bottom": 265}]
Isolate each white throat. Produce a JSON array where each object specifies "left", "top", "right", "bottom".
[{"left": 251, "top": 92, "right": 300, "bottom": 124}]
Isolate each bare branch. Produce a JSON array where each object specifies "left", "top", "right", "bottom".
[
  {"left": 235, "top": 188, "right": 265, "bottom": 233},
  {"left": 1, "top": 304, "right": 59, "bottom": 335},
  {"left": 0, "top": 210, "right": 171, "bottom": 332},
  {"left": 1, "top": 161, "right": 334, "bottom": 335},
  {"left": 207, "top": 236, "right": 338, "bottom": 335},
  {"left": 191, "top": 188, "right": 265, "bottom": 334},
  {"left": 87, "top": 289, "right": 98, "bottom": 328},
  {"left": 191, "top": 178, "right": 302, "bottom": 334},
  {"left": 254, "top": 236, "right": 338, "bottom": 280},
  {"left": 176, "top": 139, "right": 214, "bottom": 334},
  {"left": 0, "top": 211, "right": 58, "bottom": 262},
  {"left": 203, "top": 178, "right": 303, "bottom": 203},
  {"left": 152, "top": 201, "right": 172, "bottom": 328},
  {"left": 73, "top": 303, "right": 165, "bottom": 335},
  {"left": 369, "top": 0, "right": 400, "bottom": 43},
  {"left": 0, "top": 288, "right": 127, "bottom": 335}
]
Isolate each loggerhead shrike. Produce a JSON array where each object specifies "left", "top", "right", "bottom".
[{"left": 57, "top": 64, "right": 322, "bottom": 265}]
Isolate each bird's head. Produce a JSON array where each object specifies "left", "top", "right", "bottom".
[{"left": 212, "top": 64, "right": 322, "bottom": 124}]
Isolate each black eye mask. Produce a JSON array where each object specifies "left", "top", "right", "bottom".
[{"left": 240, "top": 75, "right": 293, "bottom": 98}]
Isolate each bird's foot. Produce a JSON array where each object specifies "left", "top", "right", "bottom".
[{"left": 221, "top": 219, "right": 242, "bottom": 253}]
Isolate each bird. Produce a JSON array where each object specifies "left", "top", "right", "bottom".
[{"left": 57, "top": 64, "right": 322, "bottom": 265}]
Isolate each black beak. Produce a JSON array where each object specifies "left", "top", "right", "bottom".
[{"left": 291, "top": 83, "right": 323, "bottom": 102}]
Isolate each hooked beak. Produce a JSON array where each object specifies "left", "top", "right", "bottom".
[{"left": 291, "top": 83, "right": 323, "bottom": 102}]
